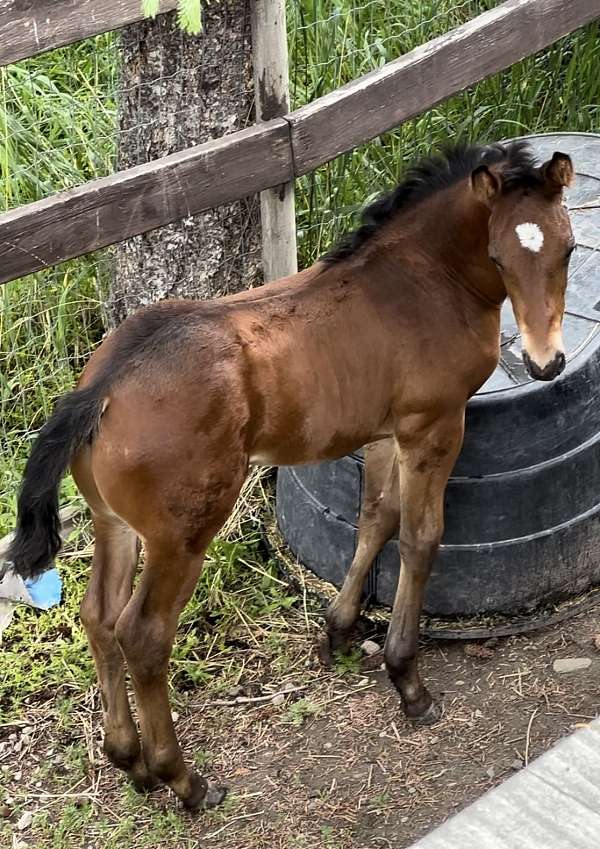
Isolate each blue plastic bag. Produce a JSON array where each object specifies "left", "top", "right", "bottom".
[{"left": 24, "top": 567, "right": 62, "bottom": 609}]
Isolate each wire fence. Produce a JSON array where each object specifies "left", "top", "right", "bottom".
[
  {"left": 1, "top": 0, "right": 600, "bottom": 536},
  {"left": 289, "top": 0, "right": 496, "bottom": 94}
]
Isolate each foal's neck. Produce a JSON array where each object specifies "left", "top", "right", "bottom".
[{"left": 411, "top": 179, "right": 506, "bottom": 309}]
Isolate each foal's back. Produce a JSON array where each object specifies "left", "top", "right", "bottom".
[{"left": 82, "top": 261, "right": 388, "bottom": 472}]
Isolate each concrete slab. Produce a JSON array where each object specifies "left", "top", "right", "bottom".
[{"left": 410, "top": 719, "right": 600, "bottom": 849}]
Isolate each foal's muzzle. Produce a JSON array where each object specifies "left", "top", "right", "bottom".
[{"left": 522, "top": 350, "right": 566, "bottom": 381}]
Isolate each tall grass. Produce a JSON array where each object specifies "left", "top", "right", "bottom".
[
  {"left": 0, "top": 37, "right": 116, "bottom": 536},
  {"left": 289, "top": 1, "right": 600, "bottom": 262},
  {"left": 1, "top": 3, "right": 600, "bottom": 536}
]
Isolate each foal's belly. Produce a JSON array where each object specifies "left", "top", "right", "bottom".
[{"left": 248, "top": 417, "right": 394, "bottom": 468}]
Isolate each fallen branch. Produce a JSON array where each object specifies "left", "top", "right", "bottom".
[
  {"left": 524, "top": 706, "right": 540, "bottom": 767},
  {"left": 209, "top": 684, "right": 308, "bottom": 707}
]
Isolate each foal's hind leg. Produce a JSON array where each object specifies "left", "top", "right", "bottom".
[
  {"left": 115, "top": 537, "right": 223, "bottom": 809},
  {"left": 320, "top": 440, "right": 399, "bottom": 664},
  {"left": 79, "top": 514, "right": 156, "bottom": 790},
  {"left": 385, "top": 411, "right": 464, "bottom": 723},
  {"left": 113, "top": 469, "right": 245, "bottom": 810},
  {"left": 73, "top": 455, "right": 154, "bottom": 790}
]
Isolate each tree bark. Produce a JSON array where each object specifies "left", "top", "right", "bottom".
[{"left": 108, "top": 2, "right": 261, "bottom": 325}]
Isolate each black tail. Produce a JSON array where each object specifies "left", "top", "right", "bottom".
[
  {"left": 3, "top": 300, "right": 196, "bottom": 582},
  {"left": 4, "top": 386, "right": 105, "bottom": 581}
]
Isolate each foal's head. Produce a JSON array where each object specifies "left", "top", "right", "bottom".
[{"left": 472, "top": 149, "right": 575, "bottom": 381}]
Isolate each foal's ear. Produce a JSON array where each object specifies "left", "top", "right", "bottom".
[
  {"left": 471, "top": 165, "right": 500, "bottom": 206},
  {"left": 542, "top": 152, "right": 574, "bottom": 191}
]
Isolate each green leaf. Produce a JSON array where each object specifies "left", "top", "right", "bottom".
[
  {"left": 141, "top": 0, "right": 203, "bottom": 34},
  {"left": 141, "top": 0, "right": 160, "bottom": 18},
  {"left": 177, "top": 0, "right": 203, "bottom": 35}
]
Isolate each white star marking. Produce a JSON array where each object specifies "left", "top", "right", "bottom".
[{"left": 515, "top": 222, "right": 544, "bottom": 253}]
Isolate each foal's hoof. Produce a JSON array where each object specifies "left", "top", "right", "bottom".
[
  {"left": 317, "top": 634, "right": 335, "bottom": 668},
  {"left": 129, "top": 760, "right": 161, "bottom": 793},
  {"left": 409, "top": 699, "right": 442, "bottom": 727},
  {"left": 318, "top": 631, "right": 353, "bottom": 668},
  {"left": 131, "top": 772, "right": 161, "bottom": 794},
  {"left": 202, "top": 782, "right": 228, "bottom": 810},
  {"left": 181, "top": 772, "right": 227, "bottom": 811}
]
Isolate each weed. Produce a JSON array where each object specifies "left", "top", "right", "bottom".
[
  {"left": 194, "top": 748, "right": 211, "bottom": 768},
  {"left": 333, "top": 647, "right": 362, "bottom": 676},
  {"left": 371, "top": 790, "right": 392, "bottom": 808},
  {"left": 55, "top": 695, "right": 77, "bottom": 730},
  {"left": 284, "top": 697, "right": 320, "bottom": 726},
  {"left": 62, "top": 742, "right": 90, "bottom": 780},
  {"left": 320, "top": 824, "right": 346, "bottom": 846}
]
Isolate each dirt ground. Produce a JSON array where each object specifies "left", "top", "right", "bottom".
[{"left": 2, "top": 599, "right": 599, "bottom": 849}]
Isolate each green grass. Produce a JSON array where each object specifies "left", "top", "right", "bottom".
[
  {"left": 27, "top": 796, "right": 192, "bottom": 849},
  {"left": 1, "top": 524, "right": 298, "bottom": 718},
  {"left": 1, "top": 1, "right": 600, "bottom": 718},
  {"left": 289, "top": 1, "right": 600, "bottom": 262},
  {"left": 0, "top": 36, "right": 116, "bottom": 537}
]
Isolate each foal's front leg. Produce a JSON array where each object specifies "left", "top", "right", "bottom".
[
  {"left": 385, "top": 410, "right": 465, "bottom": 723},
  {"left": 321, "top": 439, "right": 399, "bottom": 663}
]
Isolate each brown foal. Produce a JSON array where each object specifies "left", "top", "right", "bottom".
[{"left": 5, "top": 141, "right": 575, "bottom": 809}]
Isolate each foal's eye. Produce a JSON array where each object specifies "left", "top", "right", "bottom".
[{"left": 490, "top": 256, "right": 504, "bottom": 270}]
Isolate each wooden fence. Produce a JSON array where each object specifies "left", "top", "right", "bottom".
[
  {"left": 0, "top": 0, "right": 178, "bottom": 65},
  {"left": 0, "top": 0, "right": 598, "bottom": 286}
]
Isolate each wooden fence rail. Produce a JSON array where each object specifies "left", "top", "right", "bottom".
[
  {"left": 0, "top": 121, "right": 293, "bottom": 283},
  {"left": 0, "top": 0, "right": 178, "bottom": 66},
  {"left": 0, "top": 0, "right": 598, "bottom": 285}
]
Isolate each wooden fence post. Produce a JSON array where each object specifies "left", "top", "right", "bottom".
[{"left": 251, "top": 0, "right": 298, "bottom": 281}]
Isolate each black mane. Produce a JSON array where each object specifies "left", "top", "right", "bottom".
[{"left": 322, "top": 140, "right": 542, "bottom": 264}]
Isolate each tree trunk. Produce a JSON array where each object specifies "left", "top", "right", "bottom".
[{"left": 108, "top": 2, "right": 261, "bottom": 325}]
